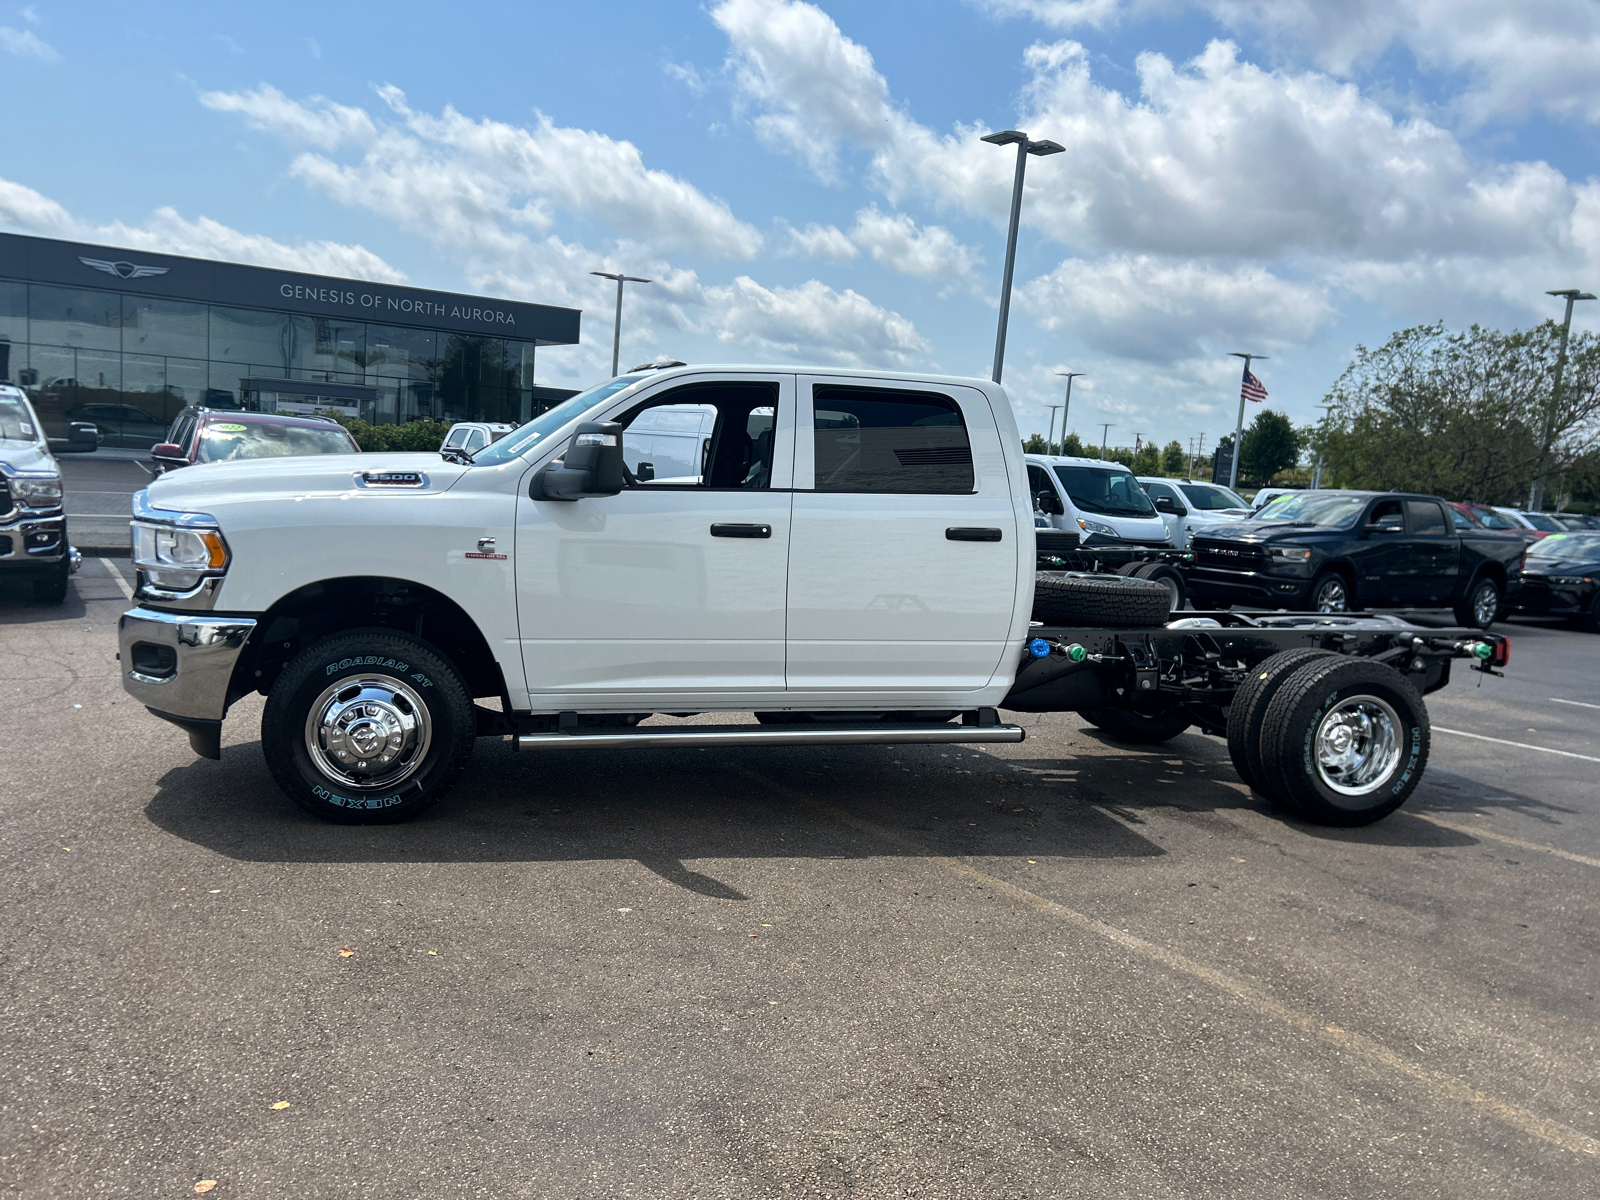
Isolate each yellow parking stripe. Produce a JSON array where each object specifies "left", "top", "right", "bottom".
[{"left": 744, "top": 770, "right": 1600, "bottom": 1158}]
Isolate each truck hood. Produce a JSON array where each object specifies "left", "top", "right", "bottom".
[
  {"left": 1196, "top": 519, "right": 1344, "bottom": 542},
  {"left": 145, "top": 452, "right": 469, "bottom": 515},
  {"left": 0, "top": 440, "right": 59, "bottom": 476}
]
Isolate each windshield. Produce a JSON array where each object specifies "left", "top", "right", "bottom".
[
  {"left": 1180, "top": 483, "right": 1248, "bottom": 511},
  {"left": 473, "top": 375, "right": 645, "bottom": 466},
  {"left": 1520, "top": 512, "right": 1566, "bottom": 533},
  {"left": 1252, "top": 492, "right": 1368, "bottom": 529},
  {"left": 1528, "top": 532, "right": 1600, "bottom": 558},
  {"left": 0, "top": 395, "right": 41, "bottom": 442},
  {"left": 1054, "top": 465, "right": 1157, "bottom": 518},
  {"left": 197, "top": 420, "right": 356, "bottom": 463}
]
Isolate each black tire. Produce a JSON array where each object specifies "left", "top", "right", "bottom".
[
  {"left": 1258, "top": 657, "right": 1429, "bottom": 826},
  {"left": 261, "top": 630, "right": 475, "bottom": 824},
  {"left": 1032, "top": 571, "right": 1172, "bottom": 627},
  {"left": 1453, "top": 574, "right": 1500, "bottom": 630},
  {"left": 1586, "top": 592, "right": 1600, "bottom": 634},
  {"left": 32, "top": 557, "right": 69, "bottom": 604},
  {"left": 1309, "top": 569, "right": 1353, "bottom": 613},
  {"left": 1225, "top": 648, "right": 1336, "bottom": 794},
  {"left": 1133, "top": 562, "right": 1186, "bottom": 612},
  {"left": 1079, "top": 706, "right": 1191, "bottom": 743}
]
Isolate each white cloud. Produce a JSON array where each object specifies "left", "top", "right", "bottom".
[
  {"left": 0, "top": 173, "right": 405, "bottom": 282},
  {"left": 777, "top": 220, "right": 858, "bottom": 260},
  {"left": 702, "top": 276, "right": 929, "bottom": 366},
  {"left": 1019, "top": 254, "right": 1332, "bottom": 362},
  {"left": 975, "top": 0, "right": 1600, "bottom": 128},
  {"left": 848, "top": 206, "right": 983, "bottom": 287},
  {"left": 200, "top": 84, "right": 376, "bottom": 150},
  {"left": 0, "top": 25, "right": 59, "bottom": 60},
  {"left": 710, "top": 0, "right": 899, "bottom": 182},
  {"left": 211, "top": 85, "right": 765, "bottom": 261}
]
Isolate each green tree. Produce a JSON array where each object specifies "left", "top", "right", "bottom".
[
  {"left": 1132, "top": 444, "right": 1161, "bottom": 475},
  {"left": 1160, "top": 439, "right": 1186, "bottom": 476},
  {"left": 1239, "top": 409, "right": 1302, "bottom": 486},
  {"left": 1022, "top": 433, "right": 1048, "bottom": 453},
  {"left": 1060, "top": 431, "right": 1085, "bottom": 457}
]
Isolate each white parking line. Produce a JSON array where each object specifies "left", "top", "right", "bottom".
[
  {"left": 1550, "top": 698, "right": 1600, "bottom": 711},
  {"left": 95, "top": 557, "right": 134, "bottom": 601},
  {"left": 1434, "top": 726, "right": 1600, "bottom": 764},
  {"left": 1413, "top": 814, "right": 1600, "bottom": 870}
]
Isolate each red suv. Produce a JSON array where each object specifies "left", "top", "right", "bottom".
[{"left": 153, "top": 408, "right": 359, "bottom": 473}]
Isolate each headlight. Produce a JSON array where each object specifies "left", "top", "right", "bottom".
[
  {"left": 132, "top": 520, "right": 230, "bottom": 593},
  {"left": 1268, "top": 545, "right": 1312, "bottom": 562},
  {"left": 10, "top": 475, "right": 63, "bottom": 506},
  {"left": 1550, "top": 576, "right": 1593, "bottom": 585},
  {"left": 1077, "top": 518, "right": 1118, "bottom": 538}
]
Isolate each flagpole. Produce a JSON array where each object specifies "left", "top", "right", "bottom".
[{"left": 1226, "top": 351, "right": 1267, "bottom": 493}]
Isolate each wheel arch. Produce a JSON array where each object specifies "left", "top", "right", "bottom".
[{"left": 230, "top": 575, "right": 507, "bottom": 705}]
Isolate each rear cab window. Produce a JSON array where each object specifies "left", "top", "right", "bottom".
[{"left": 810, "top": 386, "right": 974, "bottom": 494}]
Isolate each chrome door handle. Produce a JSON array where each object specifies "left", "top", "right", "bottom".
[{"left": 710, "top": 523, "right": 772, "bottom": 538}]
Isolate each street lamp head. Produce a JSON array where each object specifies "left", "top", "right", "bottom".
[
  {"left": 1546, "top": 289, "right": 1597, "bottom": 301},
  {"left": 592, "top": 271, "right": 652, "bottom": 284},
  {"left": 1228, "top": 351, "right": 1268, "bottom": 361},
  {"left": 1027, "top": 139, "right": 1065, "bottom": 157},
  {"left": 1054, "top": 371, "right": 1085, "bottom": 379},
  {"left": 980, "top": 130, "right": 1028, "bottom": 146}
]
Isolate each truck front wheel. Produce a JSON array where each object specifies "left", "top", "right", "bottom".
[{"left": 261, "top": 630, "right": 476, "bottom": 824}]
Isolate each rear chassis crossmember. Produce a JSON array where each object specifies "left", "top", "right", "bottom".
[{"left": 1003, "top": 610, "right": 1508, "bottom": 733}]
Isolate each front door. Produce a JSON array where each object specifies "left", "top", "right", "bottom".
[
  {"left": 516, "top": 375, "right": 796, "bottom": 700},
  {"left": 1349, "top": 497, "right": 1411, "bottom": 606},
  {"left": 786, "top": 377, "right": 1019, "bottom": 693}
]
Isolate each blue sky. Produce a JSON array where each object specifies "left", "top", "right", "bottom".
[{"left": 4, "top": 0, "right": 1599, "bottom": 450}]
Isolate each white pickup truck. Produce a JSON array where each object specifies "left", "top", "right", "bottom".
[{"left": 118, "top": 364, "right": 1508, "bottom": 828}]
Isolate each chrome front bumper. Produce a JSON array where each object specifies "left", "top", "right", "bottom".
[{"left": 118, "top": 607, "right": 258, "bottom": 758}]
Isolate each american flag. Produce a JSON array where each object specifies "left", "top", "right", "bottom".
[{"left": 1241, "top": 370, "right": 1268, "bottom": 403}]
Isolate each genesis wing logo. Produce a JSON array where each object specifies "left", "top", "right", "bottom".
[{"left": 78, "top": 256, "right": 169, "bottom": 280}]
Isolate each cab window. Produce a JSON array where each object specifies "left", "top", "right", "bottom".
[
  {"left": 812, "top": 386, "right": 973, "bottom": 494},
  {"left": 1405, "top": 499, "right": 1448, "bottom": 535},
  {"left": 616, "top": 381, "right": 780, "bottom": 489}
]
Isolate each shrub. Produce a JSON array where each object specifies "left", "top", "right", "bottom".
[{"left": 321, "top": 412, "right": 451, "bottom": 453}]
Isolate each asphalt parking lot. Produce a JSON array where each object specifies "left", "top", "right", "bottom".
[{"left": 2, "top": 565, "right": 1596, "bottom": 1198}]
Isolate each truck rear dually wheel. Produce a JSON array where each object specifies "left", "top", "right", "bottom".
[
  {"left": 1225, "top": 648, "right": 1336, "bottom": 795},
  {"left": 1258, "top": 657, "right": 1429, "bottom": 826},
  {"left": 262, "top": 630, "right": 475, "bottom": 824}
]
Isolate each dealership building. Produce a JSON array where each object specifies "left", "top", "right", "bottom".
[{"left": 0, "top": 231, "right": 582, "bottom": 448}]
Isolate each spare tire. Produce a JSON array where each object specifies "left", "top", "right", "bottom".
[
  {"left": 1032, "top": 571, "right": 1173, "bottom": 627},
  {"left": 1134, "top": 562, "right": 1187, "bottom": 612}
]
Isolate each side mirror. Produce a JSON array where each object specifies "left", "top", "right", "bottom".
[
  {"left": 1363, "top": 521, "right": 1400, "bottom": 536},
  {"left": 1152, "top": 495, "right": 1185, "bottom": 516},
  {"left": 151, "top": 442, "right": 186, "bottom": 465},
  {"left": 67, "top": 421, "right": 100, "bottom": 451},
  {"left": 531, "top": 421, "right": 626, "bottom": 501},
  {"left": 1034, "top": 491, "right": 1064, "bottom": 516},
  {"left": 635, "top": 461, "right": 655, "bottom": 482}
]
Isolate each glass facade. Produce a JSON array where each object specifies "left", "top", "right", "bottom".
[{"left": 0, "top": 279, "right": 549, "bottom": 449}]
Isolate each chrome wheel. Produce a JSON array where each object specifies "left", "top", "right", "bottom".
[
  {"left": 1313, "top": 576, "right": 1349, "bottom": 613},
  {"left": 303, "top": 674, "right": 432, "bottom": 791},
  {"left": 1472, "top": 581, "right": 1498, "bottom": 628},
  {"left": 1313, "top": 694, "right": 1401, "bottom": 797}
]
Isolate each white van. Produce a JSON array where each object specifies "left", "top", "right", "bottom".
[
  {"left": 1025, "top": 454, "right": 1171, "bottom": 548},
  {"left": 1137, "top": 476, "right": 1252, "bottom": 549}
]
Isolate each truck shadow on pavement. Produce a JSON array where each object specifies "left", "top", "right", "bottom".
[{"left": 141, "top": 724, "right": 1516, "bottom": 889}]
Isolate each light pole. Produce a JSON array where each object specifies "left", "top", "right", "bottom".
[
  {"left": 982, "top": 130, "right": 1064, "bottom": 384},
  {"left": 1098, "top": 423, "right": 1113, "bottom": 460},
  {"left": 591, "top": 270, "right": 652, "bottom": 377},
  {"left": 1055, "top": 371, "right": 1084, "bottom": 452},
  {"left": 1226, "top": 351, "right": 1268, "bottom": 492},
  {"left": 1310, "top": 402, "right": 1336, "bottom": 489},
  {"left": 1044, "top": 404, "right": 1065, "bottom": 455},
  {"left": 1528, "top": 288, "right": 1596, "bottom": 510}
]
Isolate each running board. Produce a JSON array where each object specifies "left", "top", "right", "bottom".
[{"left": 512, "top": 722, "right": 1025, "bottom": 752}]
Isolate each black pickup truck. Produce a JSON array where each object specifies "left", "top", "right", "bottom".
[{"left": 1186, "top": 490, "right": 1523, "bottom": 629}]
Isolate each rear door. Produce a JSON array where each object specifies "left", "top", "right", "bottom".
[
  {"left": 1404, "top": 499, "right": 1458, "bottom": 604},
  {"left": 787, "top": 376, "right": 1018, "bottom": 693}
]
